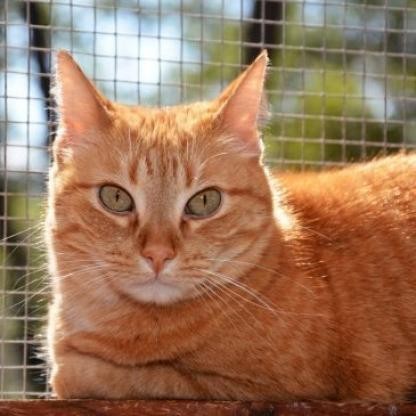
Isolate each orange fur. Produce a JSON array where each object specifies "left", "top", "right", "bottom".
[{"left": 47, "top": 50, "right": 416, "bottom": 402}]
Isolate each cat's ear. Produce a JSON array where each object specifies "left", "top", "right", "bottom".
[
  {"left": 54, "top": 50, "right": 112, "bottom": 140},
  {"left": 215, "top": 50, "right": 269, "bottom": 155}
]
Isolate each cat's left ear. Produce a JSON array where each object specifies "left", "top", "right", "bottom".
[
  {"left": 215, "top": 50, "right": 269, "bottom": 156},
  {"left": 54, "top": 50, "right": 113, "bottom": 141}
]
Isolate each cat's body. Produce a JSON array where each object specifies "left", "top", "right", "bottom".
[{"left": 47, "top": 51, "right": 416, "bottom": 402}]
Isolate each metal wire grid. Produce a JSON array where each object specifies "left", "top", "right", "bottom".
[{"left": 0, "top": 0, "right": 415, "bottom": 399}]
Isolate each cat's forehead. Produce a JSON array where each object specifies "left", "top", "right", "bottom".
[
  {"left": 109, "top": 103, "right": 223, "bottom": 188},
  {"left": 115, "top": 101, "right": 218, "bottom": 144},
  {"left": 110, "top": 102, "right": 222, "bottom": 183}
]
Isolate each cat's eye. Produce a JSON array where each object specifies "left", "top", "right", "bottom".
[
  {"left": 99, "top": 185, "right": 133, "bottom": 213},
  {"left": 185, "top": 188, "right": 221, "bottom": 218}
]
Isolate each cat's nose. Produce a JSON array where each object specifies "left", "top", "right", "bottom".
[{"left": 142, "top": 243, "right": 176, "bottom": 274}]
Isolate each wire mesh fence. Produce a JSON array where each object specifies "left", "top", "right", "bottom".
[{"left": 0, "top": 0, "right": 415, "bottom": 399}]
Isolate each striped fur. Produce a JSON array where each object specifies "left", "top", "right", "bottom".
[{"left": 47, "top": 51, "right": 416, "bottom": 402}]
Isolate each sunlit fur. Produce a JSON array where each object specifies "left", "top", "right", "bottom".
[{"left": 47, "top": 51, "right": 416, "bottom": 402}]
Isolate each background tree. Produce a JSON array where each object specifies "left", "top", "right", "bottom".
[{"left": 244, "top": 0, "right": 282, "bottom": 65}]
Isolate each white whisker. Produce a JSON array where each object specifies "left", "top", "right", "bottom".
[{"left": 207, "top": 257, "right": 314, "bottom": 296}]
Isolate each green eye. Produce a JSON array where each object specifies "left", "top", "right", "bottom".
[
  {"left": 99, "top": 185, "right": 133, "bottom": 213},
  {"left": 185, "top": 188, "right": 221, "bottom": 218}
]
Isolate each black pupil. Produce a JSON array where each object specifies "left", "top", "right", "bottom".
[
  {"left": 203, "top": 193, "right": 207, "bottom": 207},
  {"left": 115, "top": 190, "right": 120, "bottom": 202}
]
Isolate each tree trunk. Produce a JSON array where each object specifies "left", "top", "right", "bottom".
[
  {"left": 244, "top": 0, "right": 283, "bottom": 65},
  {"left": 21, "top": 1, "right": 54, "bottom": 144}
]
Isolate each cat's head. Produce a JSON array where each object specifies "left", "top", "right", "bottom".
[{"left": 49, "top": 50, "right": 275, "bottom": 305}]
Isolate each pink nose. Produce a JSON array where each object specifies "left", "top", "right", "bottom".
[{"left": 142, "top": 244, "right": 176, "bottom": 274}]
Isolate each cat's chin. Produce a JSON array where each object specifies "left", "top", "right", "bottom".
[{"left": 121, "top": 279, "right": 193, "bottom": 305}]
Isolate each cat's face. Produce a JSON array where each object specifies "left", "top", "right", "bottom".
[{"left": 49, "top": 51, "right": 273, "bottom": 305}]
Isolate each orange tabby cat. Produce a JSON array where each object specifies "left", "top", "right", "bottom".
[{"left": 47, "top": 49, "right": 416, "bottom": 402}]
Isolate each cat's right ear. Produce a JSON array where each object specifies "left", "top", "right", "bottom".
[
  {"left": 54, "top": 51, "right": 112, "bottom": 144},
  {"left": 214, "top": 50, "right": 269, "bottom": 157}
]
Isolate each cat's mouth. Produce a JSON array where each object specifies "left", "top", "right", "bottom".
[
  {"left": 121, "top": 276, "right": 194, "bottom": 305},
  {"left": 135, "top": 276, "right": 177, "bottom": 287}
]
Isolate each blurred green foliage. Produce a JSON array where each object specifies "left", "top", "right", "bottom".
[{"left": 180, "top": 1, "right": 416, "bottom": 168}]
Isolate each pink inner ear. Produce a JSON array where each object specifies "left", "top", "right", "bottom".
[
  {"left": 221, "top": 93, "right": 262, "bottom": 143},
  {"left": 217, "top": 51, "right": 269, "bottom": 153},
  {"left": 55, "top": 51, "right": 111, "bottom": 140}
]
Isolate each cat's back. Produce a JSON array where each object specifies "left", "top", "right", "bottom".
[
  {"left": 275, "top": 154, "right": 416, "bottom": 400},
  {"left": 277, "top": 153, "right": 416, "bottom": 237},
  {"left": 276, "top": 154, "right": 416, "bottom": 374},
  {"left": 276, "top": 154, "right": 416, "bottom": 277}
]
